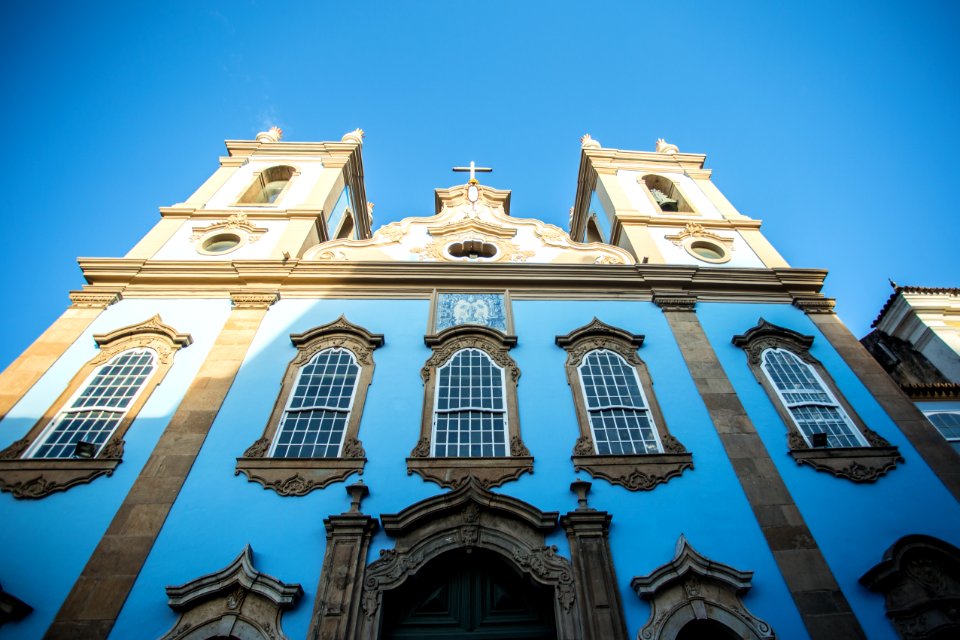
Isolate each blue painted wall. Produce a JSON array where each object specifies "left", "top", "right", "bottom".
[
  {"left": 113, "top": 298, "right": 808, "bottom": 639},
  {"left": 0, "top": 298, "right": 231, "bottom": 640},
  {"left": 697, "top": 302, "right": 960, "bottom": 640}
]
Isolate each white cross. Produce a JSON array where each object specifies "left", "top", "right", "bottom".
[{"left": 452, "top": 161, "right": 493, "bottom": 182}]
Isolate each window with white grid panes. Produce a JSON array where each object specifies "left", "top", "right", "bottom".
[
  {"left": 761, "top": 348, "right": 866, "bottom": 448},
  {"left": 29, "top": 349, "right": 157, "bottom": 459},
  {"left": 925, "top": 412, "right": 960, "bottom": 453},
  {"left": 577, "top": 349, "right": 663, "bottom": 455},
  {"left": 271, "top": 347, "right": 360, "bottom": 458},
  {"left": 432, "top": 348, "right": 507, "bottom": 457}
]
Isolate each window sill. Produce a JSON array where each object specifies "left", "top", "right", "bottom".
[
  {"left": 0, "top": 456, "right": 122, "bottom": 499},
  {"left": 789, "top": 445, "right": 902, "bottom": 482},
  {"left": 406, "top": 456, "right": 534, "bottom": 489},
  {"left": 235, "top": 457, "right": 365, "bottom": 496},
  {"left": 572, "top": 453, "right": 693, "bottom": 491}
]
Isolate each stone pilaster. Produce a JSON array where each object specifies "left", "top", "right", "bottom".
[
  {"left": 0, "top": 292, "right": 119, "bottom": 421},
  {"left": 308, "top": 482, "right": 378, "bottom": 640},
  {"left": 658, "top": 301, "right": 866, "bottom": 639},
  {"left": 45, "top": 296, "right": 275, "bottom": 639},
  {"left": 559, "top": 481, "right": 627, "bottom": 640}
]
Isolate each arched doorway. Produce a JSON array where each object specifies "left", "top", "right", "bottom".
[{"left": 381, "top": 549, "right": 557, "bottom": 639}]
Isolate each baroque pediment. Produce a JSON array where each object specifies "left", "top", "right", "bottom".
[{"left": 301, "top": 183, "right": 635, "bottom": 265}]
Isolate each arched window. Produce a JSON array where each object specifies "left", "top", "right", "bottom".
[
  {"left": 237, "top": 165, "right": 296, "bottom": 205},
  {"left": 0, "top": 315, "right": 192, "bottom": 499},
  {"left": 271, "top": 347, "right": 360, "bottom": 458},
  {"left": 578, "top": 349, "right": 661, "bottom": 454},
  {"left": 733, "top": 318, "right": 903, "bottom": 482},
  {"left": 556, "top": 319, "right": 691, "bottom": 491},
  {"left": 408, "top": 325, "right": 531, "bottom": 489},
  {"left": 640, "top": 175, "right": 696, "bottom": 214},
  {"left": 28, "top": 349, "right": 157, "bottom": 459},
  {"left": 585, "top": 216, "right": 604, "bottom": 244},
  {"left": 236, "top": 316, "right": 383, "bottom": 496},
  {"left": 760, "top": 348, "right": 866, "bottom": 448},
  {"left": 334, "top": 210, "right": 355, "bottom": 240},
  {"left": 433, "top": 348, "right": 508, "bottom": 457}
]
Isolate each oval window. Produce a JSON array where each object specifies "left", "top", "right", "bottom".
[
  {"left": 202, "top": 233, "right": 242, "bottom": 254},
  {"left": 689, "top": 240, "right": 726, "bottom": 261}
]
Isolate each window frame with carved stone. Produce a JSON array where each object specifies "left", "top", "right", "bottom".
[
  {"left": 406, "top": 325, "right": 532, "bottom": 489},
  {"left": 235, "top": 316, "right": 382, "bottom": 497},
  {"left": 556, "top": 318, "right": 692, "bottom": 491},
  {"left": 0, "top": 316, "right": 192, "bottom": 499},
  {"left": 733, "top": 318, "right": 903, "bottom": 482}
]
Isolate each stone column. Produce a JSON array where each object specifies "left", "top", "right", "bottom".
[
  {"left": 657, "top": 296, "right": 866, "bottom": 639},
  {"left": 308, "top": 481, "right": 379, "bottom": 640},
  {"left": 794, "top": 297, "right": 960, "bottom": 500},
  {"left": 0, "top": 292, "right": 119, "bottom": 422},
  {"left": 45, "top": 292, "right": 277, "bottom": 640},
  {"left": 559, "top": 480, "right": 627, "bottom": 640}
]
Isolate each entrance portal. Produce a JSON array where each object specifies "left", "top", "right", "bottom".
[{"left": 381, "top": 549, "right": 557, "bottom": 639}]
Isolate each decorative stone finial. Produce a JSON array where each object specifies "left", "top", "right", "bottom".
[
  {"left": 655, "top": 138, "right": 679, "bottom": 154},
  {"left": 570, "top": 479, "right": 593, "bottom": 510},
  {"left": 580, "top": 134, "right": 601, "bottom": 149},
  {"left": 342, "top": 128, "right": 365, "bottom": 145},
  {"left": 256, "top": 126, "right": 283, "bottom": 143},
  {"left": 367, "top": 202, "right": 375, "bottom": 222},
  {"left": 345, "top": 480, "right": 369, "bottom": 513}
]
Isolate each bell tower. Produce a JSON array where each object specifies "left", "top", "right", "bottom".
[
  {"left": 125, "top": 127, "right": 372, "bottom": 262},
  {"left": 570, "top": 135, "right": 788, "bottom": 269}
]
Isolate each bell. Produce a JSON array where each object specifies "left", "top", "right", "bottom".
[{"left": 650, "top": 188, "right": 678, "bottom": 212}]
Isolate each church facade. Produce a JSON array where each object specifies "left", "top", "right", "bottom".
[{"left": 1, "top": 128, "right": 958, "bottom": 640}]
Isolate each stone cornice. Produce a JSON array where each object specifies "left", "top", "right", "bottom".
[
  {"left": 68, "top": 291, "right": 121, "bottom": 309},
  {"left": 73, "top": 259, "right": 828, "bottom": 303},
  {"left": 615, "top": 214, "right": 764, "bottom": 230},
  {"left": 224, "top": 139, "right": 361, "bottom": 159},
  {"left": 582, "top": 147, "right": 708, "bottom": 171}
]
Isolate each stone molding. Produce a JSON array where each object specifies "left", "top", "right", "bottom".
[
  {"left": 860, "top": 534, "right": 960, "bottom": 640},
  {"left": 732, "top": 318, "right": 902, "bottom": 482},
  {"left": 229, "top": 290, "right": 279, "bottom": 309},
  {"left": 236, "top": 316, "right": 383, "bottom": 496},
  {"left": 556, "top": 318, "right": 692, "bottom": 490},
  {"left": 160, "top": 545, "right": 303, "bottom": 640},
  {"left": 653, "top": 295, "right": 697, "bottom": 312},
  {"left": 67, "top": 291, "right": 120, "bottom": 309},
  {"left": 408, "top": 325, "right": 531, "bottom": 489},
  {"left": 793, "top": 295, "right": 837, "bottom": 314},
  {"left": 0, "top": 316, "right": 191, "bottom": 499},
  {"left": 631, "top": 535, "right": 775, "bottom": 640}
]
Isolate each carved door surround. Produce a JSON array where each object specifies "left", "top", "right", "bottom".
[
  {"left": 311, "top": 478, "right": 627, "bottom": 639},
  {"left": 0, "top": 316, "right": 192, "bottom": 499},
  {"left": 159, "top": 545, "right": 303, "bottom": 640},
  {"left": 631, "top": 535, "right": 776, "bottom": 640},
  {"left": 732, "top": 318, "right": 903, "bottom": 482},
  {"left": 860, "top": 534, "right": 960, "bottom": 639},
  {"left": 407, "top": 325, "right": 533, "bottom": 489},
  {"left": 236, "top": 316, "right": 383, "bottom": 496},
  {"left": 556, "top": 318, "right": 693, "bottom": 490}
]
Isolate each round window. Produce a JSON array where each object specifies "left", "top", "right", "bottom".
[
  {"left": 689, "top": 240, "right": 727, "bottom": 262},
  {"left": 201, "top": 233, "right": 242, "bottom": 254}
]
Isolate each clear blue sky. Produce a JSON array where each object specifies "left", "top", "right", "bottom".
[{"left": 1, "top": 1, "right": 957, "bottom": 373}]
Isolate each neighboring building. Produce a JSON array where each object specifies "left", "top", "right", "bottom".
[
  {"left": 862, "top": 284, "right": 960, "bottom": 453},
  {"left": 1, "top": 129, "right": 959, "bottom": 640}
]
